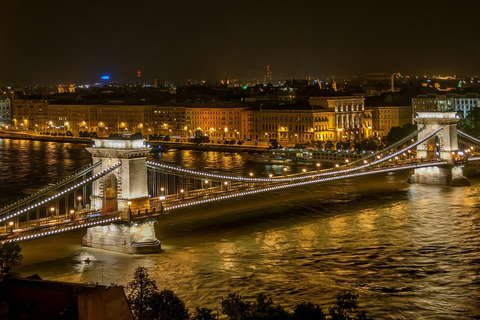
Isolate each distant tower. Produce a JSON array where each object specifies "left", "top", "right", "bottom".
[
  {"left": 264, "top": 66, "right": 272, "bottom": 84},
  {"left": 136, "top": 70, "right": 142, "bottom": 87},
  {"left": 332, "top": 79, "right": 337, "bottom": 91}
]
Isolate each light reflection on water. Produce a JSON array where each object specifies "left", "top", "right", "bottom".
[{"left": 0, "top": 140, "right": 479, "bottom": 318}]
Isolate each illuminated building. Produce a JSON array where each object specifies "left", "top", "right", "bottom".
[
  {"left": 0, "top": 94, "right": 11, "bottom": 124},
  {"left": 57, "top": 84, "right": 75, "bottom": 93},
  {"left": 370, "top": 105, "right": 412, "bottom": 136},
  {"left": 153, "top": 105, "right": 186, "bottom": 137},
  {"left": 11, "top": 96, "right": 51, "bottom": 130},
  {"left": 310, "top": 96, "right": 368, "bottom": 141},
  {"left": 412, "top": 93, "right": 479, "bottom": 118},
  {"left": 185, "top": 103, "right": 243, "bottom": 140}
]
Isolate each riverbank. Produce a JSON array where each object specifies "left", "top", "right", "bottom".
[
  {"left": 0, "top": 130, "right": 92, "bottom": 144},
  {"left": 0, "top": 130, "right": 269, "bottom": 153},
  {"left": 150, "top": 141, "right": 268, "bottom": 153}
]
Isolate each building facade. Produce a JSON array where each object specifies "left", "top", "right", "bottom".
[
  {"left": 0, "top": 95, "right": 11, "bottom": 124},
  {"left": 310, "top": 96, "right": 369, "bottom": 141},
  {"left": 370, "top": 105, "right": 413, "bottom": 136},
  {"left": 185, "top": 104, "right": 243, "bottom": 140},
  {"left": 412, "top": 93, "right": 479, "bottom": 118}
]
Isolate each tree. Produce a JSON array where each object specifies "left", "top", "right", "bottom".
[
  {"left": 250, "top": 293, "right": 290, "bottom": 320},
  {"left": 293, "top": 301, "right": 325, "bottom": 320},
  {"left": 329, "top": 291, "right": 369, "bottom": 320},
  {"left": 325, "top": 140, "right": 334, "bottom": 150},
  {"left": 315, "top": 140, "right": 325, "bottom": 150},
  {"left": 0, "top": 242, "right": 23, "bottom": 277},
  {"left": 131, "top": 132, "right": 143, "bottom": 139},
  {"left": 221, "top": 293, "right": 251, "bottom": 320},
  {"left": 190, "top": 136, "right": 209, "bottom": 144},
  {"left": 150, "top": 289, "right": 189, "bottom": 320},
  {"left": 385, "top": 123, "right": 417, "bottom": 147},
  {"left": 336, "top": 141, "right": 344, "bottom": 151},
  {"left": 126, "top": 266, "right": 159, "bottom": 320},
  {"left": 164, "top": 135, "right": 170, "bottom": 142},
  {"left": 458, "top": 107, "right": 480, "bottom": 137},
  {"left": 192, "top": 307, "right": 216, "bottom": 320},
  {"left": 269, "top": 139, "right": 280, "bottom": 149}
]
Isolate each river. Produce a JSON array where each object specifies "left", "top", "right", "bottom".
[{"left": 1, "top": 139, "right": 479, "bottom": 319}]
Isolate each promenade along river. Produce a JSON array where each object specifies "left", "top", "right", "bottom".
[{"left": 0, "top": 139, "right": 479, "bottom": 319}]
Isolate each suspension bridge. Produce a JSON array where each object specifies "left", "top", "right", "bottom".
[{"left": 0, "top": 112, "right": 479, "bottom": 253}]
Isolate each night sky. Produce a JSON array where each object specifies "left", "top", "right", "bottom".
[{"left": 1, "top": 0, "right": 479, "bottom": 86}]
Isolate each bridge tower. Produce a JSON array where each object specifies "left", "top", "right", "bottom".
[
  {"left": 83, "top": 137, "right": 161, "bottom": 254},
  {"left": 86, "top": 137, "right": 151, "bottom": 218},
  {"left": 409, "top": 112, "right": 470, "bottom": 186}
]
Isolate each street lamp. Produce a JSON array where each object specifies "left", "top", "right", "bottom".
[
  {"left": 77, "top": 196, "right": 82, "bottom": 209},
  {"left": 9, "top": 221, "right": 13, "bottom": 233},
  {"left": 50, "top": 207, "right": 55, "bottom": 217}
]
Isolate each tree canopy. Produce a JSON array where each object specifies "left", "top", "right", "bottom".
[{"left": 0, "top": 242, "right": 23, "bottom": 277}]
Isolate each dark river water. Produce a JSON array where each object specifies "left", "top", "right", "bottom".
[{"left": 1, "top": 139, "right": 480, "bottom": 319}]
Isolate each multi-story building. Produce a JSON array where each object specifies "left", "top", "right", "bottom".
[
  {"left": 412, "top": 93, "right": 479, "bottom": 118},
  {"left": 185, "top": 103, "right": 244, "bottom": 140},
  {"left": 255, "top": 107, "right": 317, "bottom": 144},
  {"left": 0, "top": 95, "right": 11, "bottom": 124},
  {"left": 310, "top": 96, "right": 368, "bottom": 141},
  {"left": 152, "top": 105, "right": 186, "bottom": 137},
  {"left": 11, "top": 96, "right": 51, "bottom": 130},
  {"left": 369, "top": 105, "right": 413, "bottom": 136}
]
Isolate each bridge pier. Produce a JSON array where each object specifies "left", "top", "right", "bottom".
[
  {"left": 82, "top": 221, "right": 161, "bottom": 254},
  {"left": 408, "top": 165, "right": 470, "bottom": 186}
]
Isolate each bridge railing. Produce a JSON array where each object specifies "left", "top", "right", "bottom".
[{"left": 0, "top": 161, "right": 102, "bottom": 216}]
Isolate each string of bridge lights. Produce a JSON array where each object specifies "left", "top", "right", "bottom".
[
  {"left": 163, "top": 161, "right": 447, "bottom": 212},
  {"left": 2, "top": 216, "right": 121, "bottom": 244},
  {"left": 347, "top": 126, "right": 426, "bottom": 167},
  {"left": 0, "top": 162, "right": 122, "bottom": 223},
  {"left": 0, "top": 161, "right": 102, "bottom": 215},
  {"left": 457, "top": 129, "right": 480, "bottom": 145},
  {"left": 147, "top": 127, "right": 443, "bottom": 184}
]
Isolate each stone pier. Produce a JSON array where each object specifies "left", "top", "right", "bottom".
[{"left": 82, "top": 221, "right": 161, "bottom": 254}]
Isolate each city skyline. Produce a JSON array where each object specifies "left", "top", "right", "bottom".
[{"left": 1, "top": 0, "right": 480, "bottom": 86}]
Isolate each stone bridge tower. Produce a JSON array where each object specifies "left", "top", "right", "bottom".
[
  {"left": 86, "top": 137, "right": 151, "bottom": 216},
  {"left": 409, "top": 112, "right": 469, "bottom": 186}
]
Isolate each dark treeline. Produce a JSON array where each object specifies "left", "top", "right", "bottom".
[{"left": 127, "top": 266, "right": 371, "bottom": 320}]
